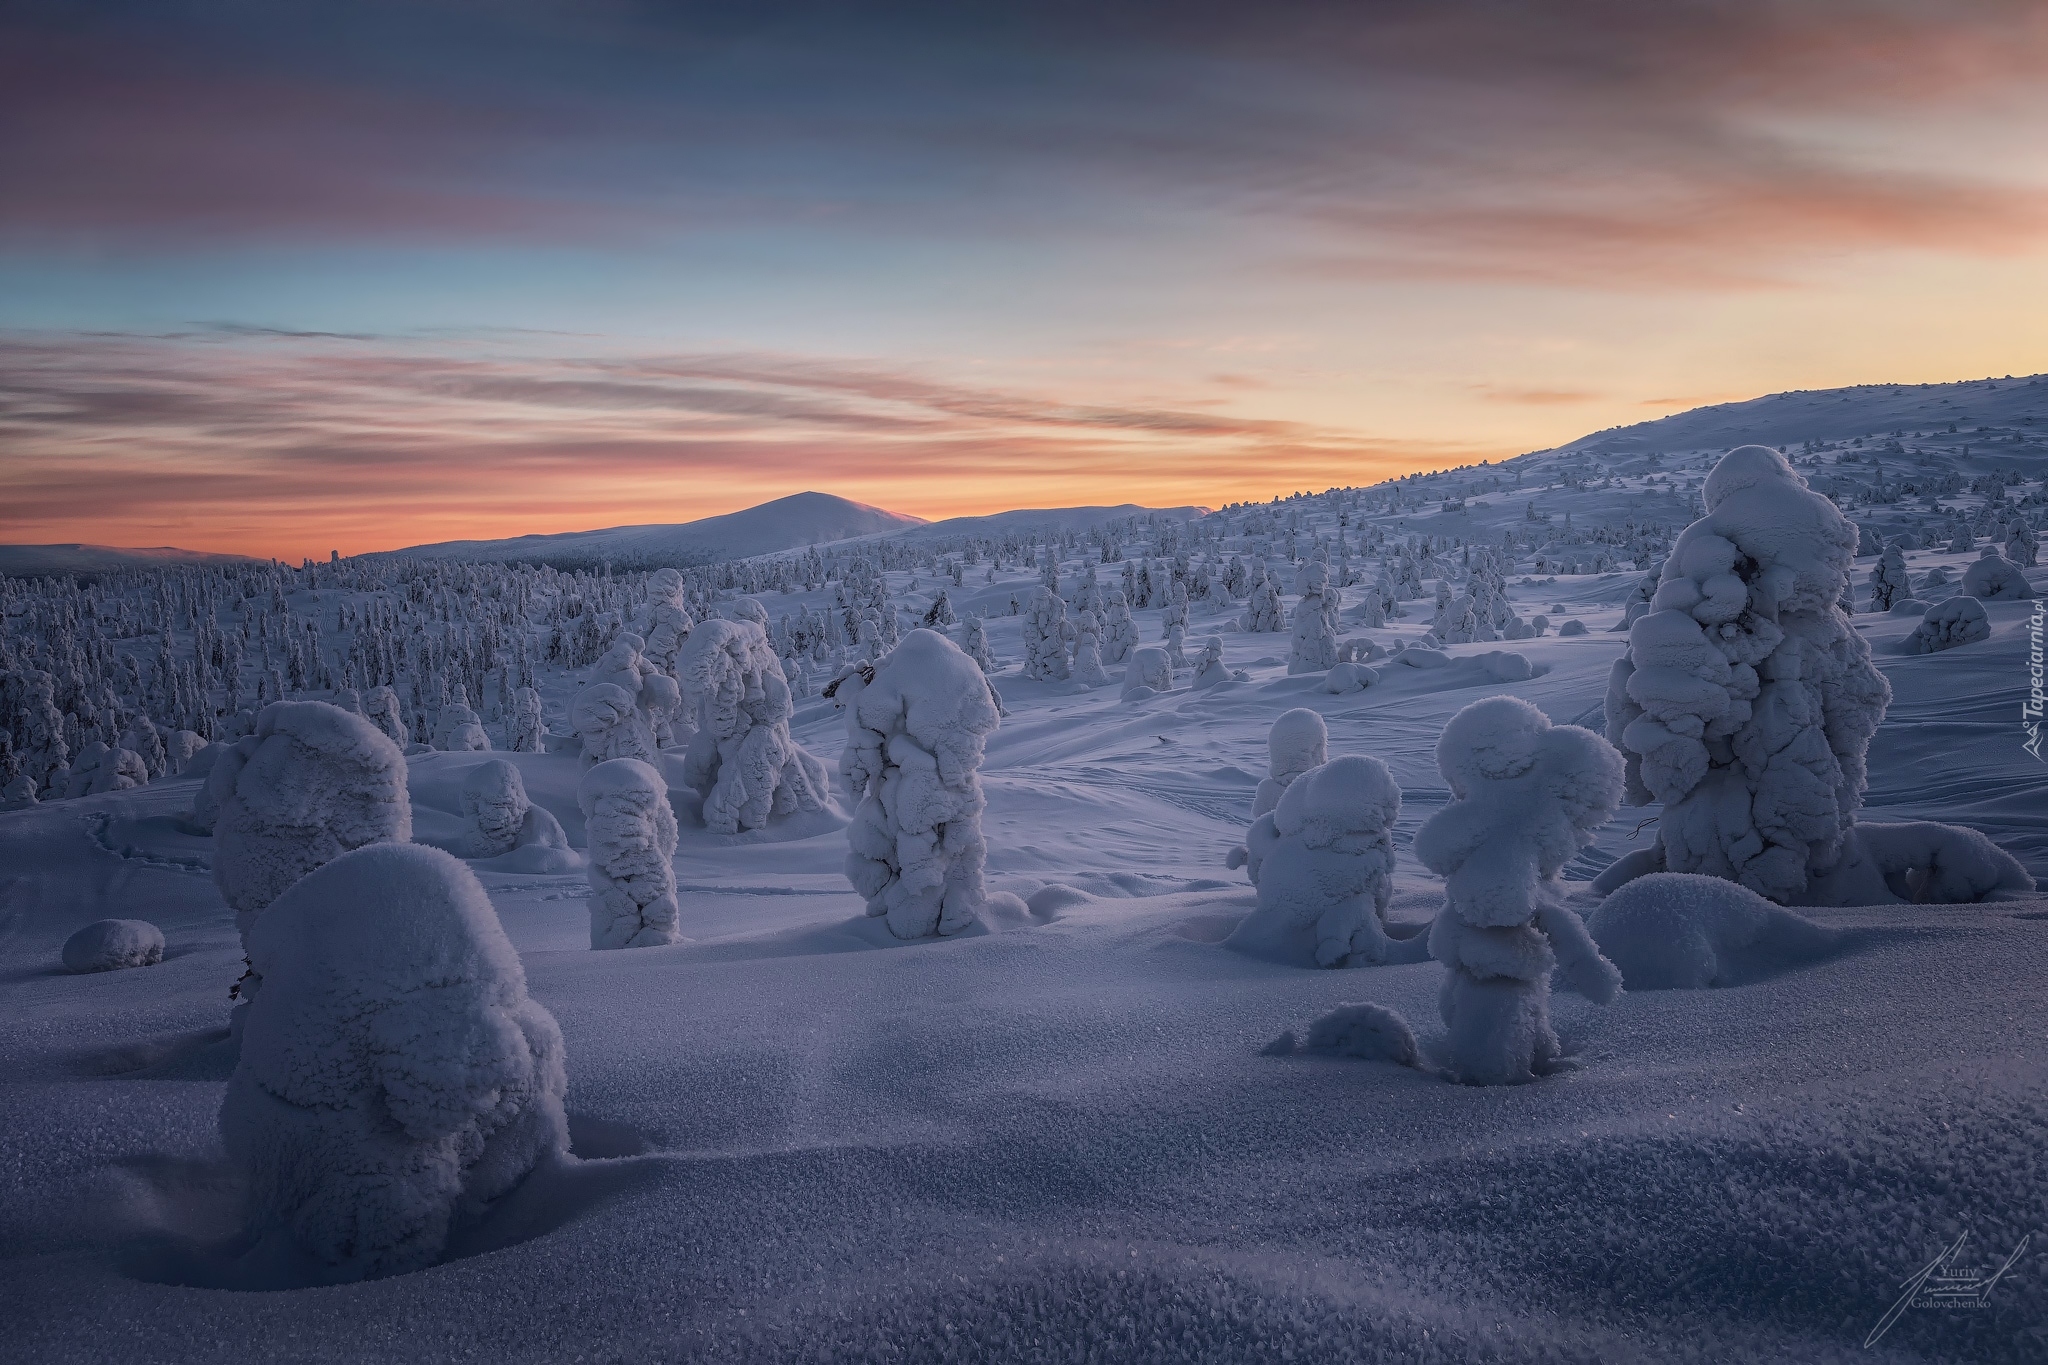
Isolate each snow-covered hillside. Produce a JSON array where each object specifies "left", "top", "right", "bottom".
[
  {"left": 0, "top": 544, "right": 257, "bottom": 577},
  {"left": 3, "top": 377, "right": 2046, "bottom": 1362},
  {"left": 388, "top": 491, "right": 928, "bottom": 568}
]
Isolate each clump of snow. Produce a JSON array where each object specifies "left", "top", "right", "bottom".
[
  {"left": 1320, "top": 661, "right": 1379, "bottom": 694},
  {"left": 1391, "top": 646, "right": 1449, "bottom": 669},
  {"left": 62, "top": 918, "right": 164, "bottom": 973},
  {"left": 1604, "top": 445, "right": 1891, "bottom": 904},
  {"left": 1229, "top": 756, "right": 1407, "bottom": 967},
  {"left": 1805, "top": 820, "right": 2036, "bottom": 906},
  {"left": 1120, "top": 646, "right": 1174, "bottom": 701},
  {"left": 64, "top": 741, "right": 148, "bottom": 797},
  {"left": 1904, "top": 596, "right": 1990, "bottom": 654},
  {"left": 210, "top": 701, "right": 412, "bottom": 950},
  {"left": 1586, "top": 872, "right": 1839, "bottom": 989},
  {"left": 842, "top": 629, "right": 1000, "bottom": 939},
  {"left": 677, "top": 618, "right": 831, "bottom": 833},
  {"left": 579, "top": 758, "right": 681, "bottom": 949},
  {"left": 220, "top": 842, "right": 568, "bottom": 1281},
  {"left": 1416, "top": 696, "right": 1625, "bottom": 1085},
  {"left": 1269, "top": 1001, "right": 1418, "bottom": 1066},
  {"left": 1887, "top": 598, "right": 1929, "bottom": 618},
  {"left": 1960, "top": 549, "right": 2035, "bottom": 601},
  {"left": 1557, "top": 619, "right": 1588, "bottom": 636}
]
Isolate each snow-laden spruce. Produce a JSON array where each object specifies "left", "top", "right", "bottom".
[
  {"left": 1287, "top": 561, "right": 1340, "bottom": 674},
  {"left": 506, "top": 686, "right": 545, "bottom": 752},
  {"left": 220, "top": 842, "right": 568, "bottom": 1282},
  {"left": 840, "top": 629, "right": 1000, "bottom": 939},
  {"left": 1960, "top": 548, "right": 2035, "bottom": 601},
  {"left": 1866, "top": 544, "right": 1909, "bottom": 613},
  {"left": 1071, "top": 609, "right": 1111, "bottom": 686},
  {"left": 1021, "top": 587, "right": 1072, "bottom": 682},
  {"left": 1417, "top": 696, "right": 1625, "bottom": 1086},
  {"left": 570, "top": 682, "right": 656, "bottom": 769},
  {"left": 452, "top": 758, "right": 572, "bottom": 865},
  {"left": 641, "top": 566, "right": 697, "bottom": 677},
  {"left": 1239, "top": 572, "right": 1285, "bottom": 633},
  {"left": 362, "top": 686, "right": 407, "bottom": 749},
  {"left": 434, "top": 685, "right": 490, "bottom": 752},
  {"left": 1904, "top": 596, "right": 1990, "bottom": 654},
  {"left": 209, "top": 701, "right": 412, "bottom": 951},
  {"left": 960, "top": 615, "right": 995, "bottom": 672},
  {"left": 579, "top": 757, "right": 681, "bottom": 949},
  {"left": 1603, "top": 445, "right": 1892, "bottom": 904},
  {"left": 677, "top": 617, "right": 831, "bottom": 833},
  {"left": 1120, "top": 645, "right": 1174, "bottom": 700},
  {"left": 1191, "top": 636, "right": 1231, "bottom": 690},
  {"left": 1226, "top": 707, "right": 1327, "bottom": 878},
  {"left": 1228, "top": 755, "right": 1411, "bottom": 967}
]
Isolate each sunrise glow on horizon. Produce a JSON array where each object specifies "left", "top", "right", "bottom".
[{"left": 6, "top": 1, "right": 2048, "bottom": 560}]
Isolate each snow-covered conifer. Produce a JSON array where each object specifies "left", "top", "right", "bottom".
[
  {"left": 677, "top": 618, "right": 831, "bottom": 833},
  {"left": 579, "top": 758, "right": 681, "bottom": 949},
  {"left": 841, "top": 629, "right": 1000, "bottom": 939},
  {"left": 1071, "top": 609, "right": 1111, "bottom": 686},
  {"left": 1120, "top": 645, "right": 1174, "bottom": 700},
  {"left": 362, "top": 686, "right": 407, "bottom": 749},
  {"left": 1867, "top": 544, "right": 1909, "bottom": 612},
  {"left": 435, "top": 685, "right": 490, "bottom": 752},
  {"left": 1904, "top": 595, "right": 1991, "bottom": 654},
  {"left": 210, "top": 700, "right": 412, "bottom": 950},
  {"left": 1603, "top": 446, "right": 1891, "bottom": 903},
  {"left": 960, "top": 614, "right": 995, "bottom": 672},
  {"left": 1960, "top": 548, "right": 2035, "bottom": 601},
  {"left": 2007, "top": 518, "right": 2038, "bottom": 568},
  {"left": 220, "top": 842, "right": 567, "bottom": 1280},
  {"left": 1021, "top": 587, "right": 1071, "bottom": 682},
  {"left": 1240, "top": 572, "right": 1285, "bottom": 633},
  {"left": 455, "top": 759, "right": 569, "bottom": 859},
  {"left": 1101, "top": 590, "right": 1139, "bottom": 663},
  {"left": 570, "top": 682, "right": 656, "bottom": 769},
  {"left": 1233, "top": 756, "right": 1406, "bottom": 966},
  {"left": 1191, "top": 636, "right": 1230, "bottom": 690},
  {"left": 1254, "top": 708, "right": 1327, "bottom": 820},
  {"left": 1416, "top": 696, "right": 1625, "bottom": 1085},
  {"left": 506, "top": 686, "right": 545, "bottom": 752},
  {"left": 1287, "top": 561, "right": 1340, "bottom": 674}
]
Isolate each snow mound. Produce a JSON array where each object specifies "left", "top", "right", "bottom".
[
  {"left": 220, "top": 843, "right": 568, "bottom": 1283},
  {"left": 1586, "top": 873, "right": 1841, "bottom": 989},
  {"left": 61, "top": 919, "right": 164, "bottom": 973},
  {"left": 1269, "top": 1002, "right": 1419, "bottom": 1066},
  {"left": 1903, "top": 596, "right": 1990, "bottom": 654},
  {"left": 1959, "top": 550, "right": 2034, "bottom": 601}
]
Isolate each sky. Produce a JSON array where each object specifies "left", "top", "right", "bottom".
[{"left": 4, "top": 0, "right": 2048, "bottom": 559}]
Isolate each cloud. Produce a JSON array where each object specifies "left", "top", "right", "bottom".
[
  {"left": 0, "top": 330, "right": 1484, "bottom": 555},
  {"left": 3, "top": 1, "right": 2044, "bottom": 285}
]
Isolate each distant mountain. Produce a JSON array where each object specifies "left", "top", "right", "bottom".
[
  {"left": 0, "top": 543, "right": 259, "bottom": 577},
  {"left": 388, "top": 492, "right": 927, "bottom": 567},
  {"left": 1553, "top": 372, "right": 2048, "bottom": 458}
]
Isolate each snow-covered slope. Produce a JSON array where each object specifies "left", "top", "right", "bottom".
[
  {"left": 389, "top": 492, "right": 926, "bottom": 567},
  {"left": 895, "top": 503, "right": 1210, "bottom": 541},
  {"left": 0, "top": 544, "right": 258, "bottom": 577}
]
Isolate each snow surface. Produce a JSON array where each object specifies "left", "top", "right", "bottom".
[{"left": 5, "top": 397, "right": 2048, "bottom": 1358}]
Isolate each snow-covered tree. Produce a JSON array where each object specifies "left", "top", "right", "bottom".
[
  {"left": 1240, "top": 572, "right": 1285, "bottom": 633},
  {"left": 435, "top": 684, "right": 490, "bottom": 752},
  {"left": 210, "top": 701, "right": 412, "bottom": 951},
  {"left": 570, "top": 682, "right": 657, "bottom": 768},
  {"left": 220, "top": 842, "right": 567, "bottom": 1280},
  {"left": 1960, "top": 548, "right": 2035, "bottom": 601},
  {"left": 1905, "top": 595, "right": 1991, "bottom": 654},
  {"left": 1232, "top": 756, "right": 1408, "bottom": 967},
  {"left": 453, "top": 758, "right": 570, "bottom": 860},
  {"left": 362, "top": 686, "right": 407, "bottom": 749},
  {"left": 1254, "top": 708, "right": 1326, "bottom": 820},
  {"left": 923, "top": 589, "right": 956, "bottom": 628},
  {"left": 1071, "top": 609, "right": 1111, "bottom": 686},
  {"left": 1604, "top": 446, "right": 1891, "bottom": 903},
  {"left": 1867, "top": 544, "right": 1908, "bottom": 613},
  {"left": 506, "top": 686, "right": 545, "bottom": 752},
  {"left": 1021, "top": 587, "right": 1071, "bottom": 682},
  {"left": 1415, "top": 696, "right": 1625, "bottom": 1085},
  {"left": 64, "top": 740, "right": 148, "bottom": 797},
  {"left": 1101, "top": 590, "right": 1139, "bottom": 663},
  {"left": 1191, "top": 635, "right": 1231, "bottom": 690},
  {"left": 960, "top": 615, "right": 995, "bottom": 672},
  {"left": 642, "top": 567, "right": 696, "bottom": 678},
  {"left": 677, "top": 618, "right": 831, "bottom": 833},
  {"left": 1287, "top": 561, "right": 1340, "bottom": 674},
  {"left": 840, "top": 629, "right": 1000, "bottom": 939},
  {"left": 579, "top": 757, "right": 681, "bottom": 949},
  {"left": 2006, "top": 518, "right": 2038, "bottom": 568},
  {"left": 1120, "top": 645, "right": 1173, "bottom": 700}
]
